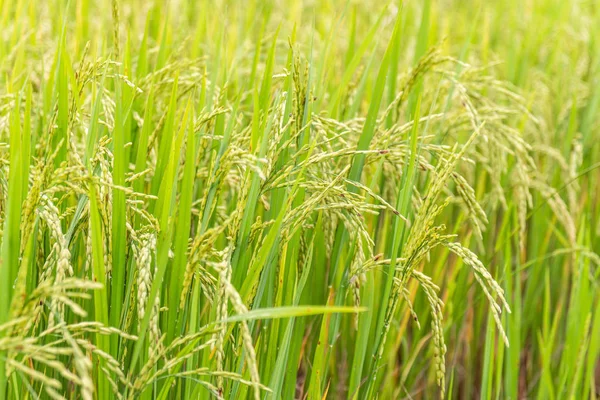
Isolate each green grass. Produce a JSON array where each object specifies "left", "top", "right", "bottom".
[{"left": 0, "top": 0, "right": 599, "bottom": 399}]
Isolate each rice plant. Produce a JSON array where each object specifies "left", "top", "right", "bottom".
[{"left": 0, "top": 0, "right": 598, "bottom": 399}]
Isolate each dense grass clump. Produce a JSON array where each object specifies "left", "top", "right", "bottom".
[{"left": 0, "top": 0, "right": 599, "bottom": 399}]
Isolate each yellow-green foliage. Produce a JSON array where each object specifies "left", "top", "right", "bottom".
[{"left": 0, "top": 0, "right": 598, "bottom": 399}]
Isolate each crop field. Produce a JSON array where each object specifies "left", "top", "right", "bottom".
[{"left": 0, "top": 0, "right": 598, "bottom": 399}]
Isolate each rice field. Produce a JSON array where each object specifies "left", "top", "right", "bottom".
[{"left": 0, "top": 0, "right": 599, "bottom": 399}]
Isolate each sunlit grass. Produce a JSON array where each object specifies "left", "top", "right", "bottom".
[{"left": 0, "top": 0, "right": 598, "bottom": 399}]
